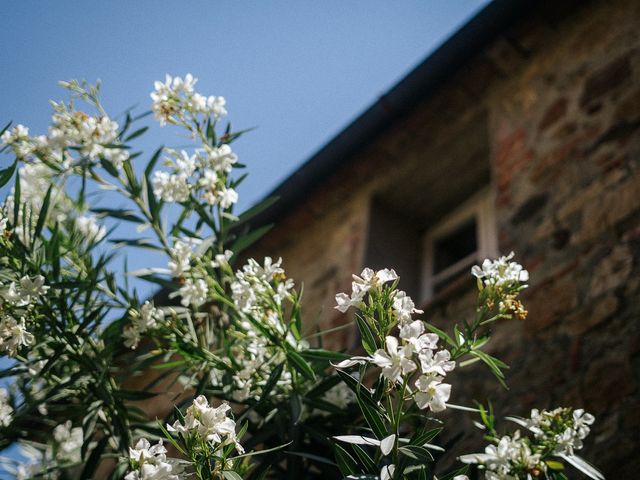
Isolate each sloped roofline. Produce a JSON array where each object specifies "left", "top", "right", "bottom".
[{"left": 248, "top": 0, "right": 540, "bottom": 228}]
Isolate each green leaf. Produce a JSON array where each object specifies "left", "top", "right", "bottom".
[
  {"left": 355, "top": 316, "right": 377, "bottom": 355},
  {"left": 546, "top": 460, "right": 565, "bottom": 471},
  {"left": 299, "top": 349, "right": 350, "bottom": 362},
  {"left": 234, "top": 196, "right": 279, "bottom": 227},
  {"left": 336, "top": 371, "right": 387, "bottom": 439},
  {"left": 424, "top": 323, "right": 455, "bottom": 347},
  {"left": 0, "top": 159, "right": 17, "bottom": 188},
  {"left": 79, "top": 436, "right": 109, "bottom": 479},
  {"left": 233, "top": 441, "right": 292, "bottom": 460},
  {"left": 258, "top": 362, "right": 284, "bottom": 405},
  {"left": 109, "top": 237, "right": 164, "bottom": 251},
  {"left": 100, "top": 158, "right": 120, "bottom": 177},
  {"left": 410, "top": 428, "right": 442, "bottom": 449},
  {"left": 286, "top": 349, "right": 316, "bottom": 381},
  {"left": 13, "top": 171, "right": 20, "bottom": 226},
  {"left": 122, "top": 158, "right": 139, "bottom": 193},
  {"left": 91, "top": 208, "right": 145, "bottom": 224},
  {"left": 398, "top": 445, "right": 433, "bottom": 462},
  {"left": 333, "top": 443, "right": 359, "bottom": 476},
  {"left": 124, "top": 126, "right": 149, "bottom": 142},
  {"left": 351, "top": 444, "right": 378, "bottom": 473},
  {"left": 0, "top": 121, "right": 11, "bottom": 139},
  {"left": 145, "top": 146, "right": 163, "bottom": 180},
  {"left": 33, "top": 184, "right": 53, "bottom": 238},
  {"left": 229, "top": 224, "right": 273, "bottom": 256}
]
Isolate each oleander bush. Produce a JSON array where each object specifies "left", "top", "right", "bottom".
[{"left": 0, "top": 76, "right": 604, "bottom": 480}]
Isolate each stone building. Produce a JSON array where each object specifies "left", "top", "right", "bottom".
[{"left": 242, "top": 0, "right": 640, "bottom": 476}]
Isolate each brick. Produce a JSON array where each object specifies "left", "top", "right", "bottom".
[
  {"left": 526, "top": 270, "right": 579, "bottom": 334},
  {"left": 583, "top": 356, "right": 635, "bottom": 414},
  {"left": 574, "top": 174, "right": 640, "bottom": 245},
  {"left": 580, "top": 55, "right": 633, "bottom": 109},
  {"left": 589, "top": 245, "right": 633, "bottom": 298},
  {"left": 563, "top": 294, "right": 619, "bottom": 335},
  {"left": 538, "top": 97, "right": 568, "bottom": 132}
]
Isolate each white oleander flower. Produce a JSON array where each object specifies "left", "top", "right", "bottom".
[
  {"left": 472, "top": 252, "right": 529, "bottom": 288},
  {"left": 152, "top": 171, "right": 191, "bottom": 203},
  {"left": 418, "top": 348, "right": 456, "bottom": 377},
  {"left": 371, "top": 336, "right": 417, "bottom": 383},
  {"left": 335, "top": 267, "right": 399, "bottom": 313},
  {"left": 19, "top": 275, "right": 49, "bottom": 302},
  {"left": 177, "top": 278, "right": 208, "bottom": 307},
  {"left": 0, "top": 388, "right": 13, "bottom": 427},
  {"left": 172, "top": 149, "right": 197, "bottom": 177},
  {"left": 75, "top": 214, "right": 107, "bottom": 243},
  {"left": 52, "top": 420, "right": 83, "bottom": 463},
  {"left": 380, "top": 464, "right": 395, "bottom": 480},
  {"left": 413, "top": 374, "right": 451, "bottom": 412},
  {"left": 167, "top": 395, "right": 243, "bottom": 453},
  {"left": 122, "top": 325, "right": 141, "bottom": 350},
  {"left": 122, "top": 300, "right": 165, "bottom": 349},
  {"left": 205, "top": 144, "right": 237, "bottom": 173},
  {"left": 459, "top": 431, "right": 544, "bottom": 479},
  {"left": 393, "top": 290, "right": 423, "bottom": 325},
  {"left": 211, "top": 250, "right": 233, "bottom": 269},
  {"left": 219, "top": 186, "right": 238, "bottom": 209},
  {"left": 0, "top": 316, "right": 34, "bottom": 356},
  {"left": 0, "top": 213, "right": 7, "bottom": 235},
  {"left": 168, "top": 239, "right": 193, "bottom": 277},
  {"left": 1, "top": 124, "right": 32, "bottom": 158},
  {"left": 126, "top": 438, "right": 183, "bottom": 480}
]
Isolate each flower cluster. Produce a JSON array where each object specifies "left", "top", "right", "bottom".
[
  {"left": 126, "top": 438, "right": 183, "bottom": 480},
  {"left": 151, "top": 146, "right": 239, "bottom": 209},
  {"left": 460, "top": 407, "right": 598, "bottom": 480},
  {"left": 159, "top": 237, "right": 211, "bottom": 308},
  {"left": 335, "top": 267, "right": 454, "bottom": 412},
  {"left": 52, "top": 420, "right": 83, "bottom": 463},
  {"left": 335, "top": 267, "right": 399, "bottom": 313},
  {"left": 167, "top": 395, "right": 243, "bottom": 454},
  {"left": 2, "top": 162, "right": 71, "bottom": 244},
  {"left": 123, "top": 301, "right": 165, "bottom": 349},
  {"left": 472, "top": 252, "right": 529, "bottom": 288},
  {"left": 231, "top": 257, "right": 293, "bottom": 313},
  {"left": 75, "top": 213, "right": 107, "bottom": 243},
  {"left": 460, "top": 431, "right": 545, "bottom": 480},
  {"left": 0, "top": 388, "right": 13, "bottom": 427},
  {"left": 374, "top": 321, "right": 454, "bottom": 412},
  {"left": 222, "top": 257, "right": 304, "bottom": 402},
  {"left": 150, "top": 73, "right": 227, "bottom": 127},
  {"left": 472, "top": 253, "right": 529, "bottom": 320},
  {"left": 1, "top": 89, "right": 129, "bottom": 167},
  {"left": 524, "top": 407, "right": 595, "bottom": 456},
  {"left": 0, "top": 275, "right": 48, "bottom": 356}
]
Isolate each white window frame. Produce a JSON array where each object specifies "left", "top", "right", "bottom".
[{"left": 420, "top": 188, "right": 497, "bottom": 303}]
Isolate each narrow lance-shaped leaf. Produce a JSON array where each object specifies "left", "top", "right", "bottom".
[
  {"left": 0, "top": 158, "right": 17, "bottom": 188},
  {"left": 33, "top": 184, "right": 53, "bottom": 239}
]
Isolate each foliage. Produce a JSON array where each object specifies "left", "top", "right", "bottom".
[{"left": 0, "top": 76, "right": 603, "bottom": 480}]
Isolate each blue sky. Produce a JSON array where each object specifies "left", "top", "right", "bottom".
[
  {"left": 0, "top": 0, "right": 490, "bottom": 468},
  {"left": 2, "top": 1, "right": 489, "bottom": 210}
]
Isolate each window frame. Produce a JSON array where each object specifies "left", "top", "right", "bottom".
[{"left": 420, "top": 188, "right": 497, "bottom": 303}]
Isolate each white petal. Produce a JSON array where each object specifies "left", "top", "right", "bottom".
[
  {"left": 380, "top": 434, "right": 396, "bottom": 456},
  {"left": 333, "top": 435, "right": 380, "bottom": 446}
]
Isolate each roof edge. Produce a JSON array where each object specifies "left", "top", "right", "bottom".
[{"left": 248, "top": 0, "right": 537, "bottom": 229}]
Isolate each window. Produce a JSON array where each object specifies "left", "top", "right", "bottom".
[{"left": 420, "top": 188, "right": 497, "bottom": 303}]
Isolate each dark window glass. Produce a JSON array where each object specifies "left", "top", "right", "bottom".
[{"left": 433, "top": 218, "right": 477, "bottom": 275}]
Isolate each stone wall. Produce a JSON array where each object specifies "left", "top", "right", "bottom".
[{"left": 245, "top": 0, "right": 640, "bottom": 475}]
